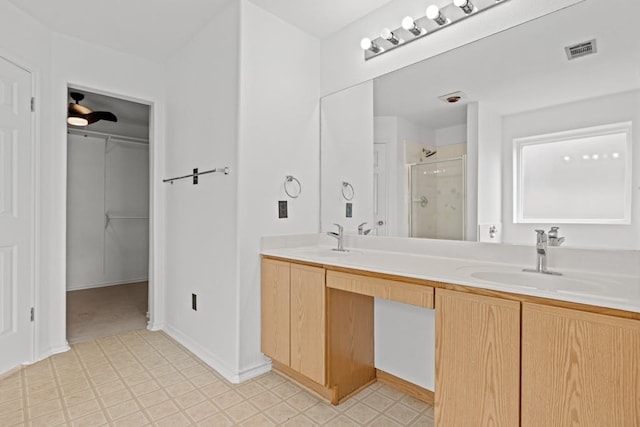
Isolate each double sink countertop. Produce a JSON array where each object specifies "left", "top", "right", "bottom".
[{"left": 261, "top": 237, "right": 640, "bottom": 314}]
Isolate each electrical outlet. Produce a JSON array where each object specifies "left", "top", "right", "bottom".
[
  {"left": 346, "top": 202, "right": 353, "bottom": 218},
  {"left": 192, "top": 294, "right": 197, "bottom": 311},
  {"left": 278, "top": 200, "right": 288, "bottom": 219}
]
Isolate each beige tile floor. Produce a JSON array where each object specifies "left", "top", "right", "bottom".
[{"left": 0, "top": 329, "right": 434, "bottom": 426}]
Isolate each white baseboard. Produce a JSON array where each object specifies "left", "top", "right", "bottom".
[
  {"left": 67, "top": 278, "right": 149, "bottom": 292},
  {"left": 162, "top": 324, "right": 238, "bottom": 383},
  {"left": 36, "top": 343, "right": 71, "bottom": 362},
  {"left": 147, "top": 321, "right": 165, "bottom": 331},
  {"left": 237, "top": 360, "right": 272, "bottom": 383},
  {"left": 162, "top": 324, "right": 270, "bottom": 384}
]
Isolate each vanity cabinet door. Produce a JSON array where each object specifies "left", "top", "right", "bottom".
[
  {"left": 522, "top": 303, "right": 640, "bottom": 426},
  {"left": 435, "top": 289, "right": 520, "bottom": 427},
  {"left": 290, "top": 263, "right": 326, "bottom": 385},
  {"left": 261, "top": 258, "right": 290, "bottom": 365}
]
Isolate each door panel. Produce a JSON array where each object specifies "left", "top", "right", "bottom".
[
  {"left": 290, "top": 264, "right": 325, "bottom": 385},
  {"left": 0, "top": 56, "right": 33, "bottom": 374},
  {"left": 373, "top": 142, "right": 388, "bottom": 236}
]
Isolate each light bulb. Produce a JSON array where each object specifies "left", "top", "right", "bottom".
[
  {"left": 454, "top": 0, "right": 474, "bottom": 14},
  {"left": 380, "top": 28, "right": 400, "bottom": 45},
  {"left": 401, "top": 16, "right": 422, "bottom": 36},
  {"left": 401, "top": 16, "right": 415, "bottom": 31},
  {"left": 360, "top": 37, "right": 382, "bottom": 54},
  {"left": 426, "top": 5, "right": 447, "bottom": 25},
  {"left": 67, "top": 116, "right": 88, "bottom": 126}
]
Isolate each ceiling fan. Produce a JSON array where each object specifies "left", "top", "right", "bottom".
[{"left": 67, "top": 92, "right": 118, "bottom": 127}]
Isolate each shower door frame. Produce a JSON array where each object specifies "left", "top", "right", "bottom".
[{"left": 408, "top": 155, "right": 467, "bottom": 240}]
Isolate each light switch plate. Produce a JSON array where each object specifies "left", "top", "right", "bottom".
[
  {"left": 346, "top": 202, "right": 353, "bottom": 218},
  {"left": 278, "top": 200, "right": 288, "bottom": 219}
]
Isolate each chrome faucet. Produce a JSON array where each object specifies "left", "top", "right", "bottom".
[
  {"left": 523, "top": 228, "right": 562, "bottom": 275},
  {"left": 327, "top": 223, "right": 347, "bottom": 252},
  {"left": 358, "top": 222, "right": 373, "bottom": 235}
]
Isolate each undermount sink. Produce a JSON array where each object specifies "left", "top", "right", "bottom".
[{"left": 470, "top": 270, "right": 606, "bottom": 295}]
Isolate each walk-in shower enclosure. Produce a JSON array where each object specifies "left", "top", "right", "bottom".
[{"left": 409, "top": 156, "right": 466, "bottom": 240}]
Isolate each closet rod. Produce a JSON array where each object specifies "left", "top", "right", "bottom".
[
  {"left": 163, "top": 167, "right": 230, "bottom": 184},
  {"left": 67, "top": 128, "right": 149, "bottom": 145}
]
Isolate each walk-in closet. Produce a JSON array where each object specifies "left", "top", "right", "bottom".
[{"left": 66, "top": 88, "right": 151, "bottom": 343}]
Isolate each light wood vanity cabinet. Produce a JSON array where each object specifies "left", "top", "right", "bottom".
[
  {"left": 435, "top": 289, "right": 521, "bottom": 427},
  {"left": 262, "top": 257, "right": 436, "bottom": 404},
  {"left": 521, "top": 303, "right": 640, "bottom": 426},
  {"left": 261, "top": 258, "right": 326, "bottom": 385},
  {"left": 261, "top": 259, "right": 290, "bottom": 365},
  {"left": 435, "top": 289, "right": 640, "bottom": 426},
  {"left": 263, "top": 254, "right": 640, "bottom": 423},
  {"left": 290, "top": 263, "right": 326, "bottom": 385}
]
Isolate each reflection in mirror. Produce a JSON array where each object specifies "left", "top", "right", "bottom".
[
  {"left": 409, "top": 157, "right": 466, "bottom": 239},
  {"left": 320, "top": 0, "right": 640, "bottom": 249}
]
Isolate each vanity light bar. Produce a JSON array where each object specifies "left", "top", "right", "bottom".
[{"left": 361, "top": 0, "right": 509, "bottom": 60}]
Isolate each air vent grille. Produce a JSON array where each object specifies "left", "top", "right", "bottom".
[{"left": 565, "top": 39, "right": 597, "bottom": 60}]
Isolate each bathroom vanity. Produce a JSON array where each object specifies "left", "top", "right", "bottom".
[{"left": 260, "top": 236, "right": 640, "bottom": 426}]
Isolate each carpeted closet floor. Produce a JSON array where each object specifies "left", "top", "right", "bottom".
[{"left": 66, "top": 282, "right": 148, "bottom": 344}]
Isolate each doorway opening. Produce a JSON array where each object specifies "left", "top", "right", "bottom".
[{"left": 65, "top": 87, "right": 151, "bottom": 344}]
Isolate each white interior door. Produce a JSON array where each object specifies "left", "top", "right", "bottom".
[
  {"left": 373, "top": 142, "right": 388, "bottom": 235},
  {"left": 0, "top": 56, "right": 34, "bottom": 374}
]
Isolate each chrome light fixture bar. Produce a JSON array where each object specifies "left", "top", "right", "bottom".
[{"left": 361, "top": 0, "right": 509, "bottom": 60}]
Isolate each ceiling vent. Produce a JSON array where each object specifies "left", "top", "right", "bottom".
[{"left": 565, "top": 39, "right": 597, "bottom": 60}]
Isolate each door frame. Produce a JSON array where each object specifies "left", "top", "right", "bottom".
[
  {"left": 0, "top": 50, "right": 39, "bottom": 367},
  {"left": 64, "top": 83, "right": 158, "bottom": 338}
]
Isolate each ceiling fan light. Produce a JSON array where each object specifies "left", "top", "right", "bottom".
[{"left": 67, "top": 116, "right": 88, "bottom": 126}]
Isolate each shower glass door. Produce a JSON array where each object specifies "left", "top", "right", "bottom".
[{"left": 409, "top": 156, "right": 466, "bottom": 240}]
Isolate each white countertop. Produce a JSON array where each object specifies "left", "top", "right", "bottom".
[{"left": 261, "top": 244, "right": 640, "bottom": 314}]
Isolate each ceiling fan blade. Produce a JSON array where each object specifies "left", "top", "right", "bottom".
[
  {"left": 68, "top": 102, "right": 92, "bottom": 115},
  {"left": 85, "top": 111, "right": 118, "bottom": 124}
]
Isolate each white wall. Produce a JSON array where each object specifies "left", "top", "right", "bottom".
[
  {"left": 237, "top": 0, "right": 321, "bottom": 376},
  {"left": 321, "top": 81, "right": 374, "bottom": 233},
  {"left": 50, "top": 33, "right": 166, "bottom": 354},
  {"left": 163, "top": 1, "right": 241, "bottom": 379},
  {"left": 436, "top": 124, "right": 466, "bottom": 146},
  {"left": 476, "top": 102, "right": 503, "bottom": 243},
  {"left": 502, "top": 90, "right": 640, "bottom": 250},
  {"left": 320, "top": 0, "right": 584, "bottom": 96},
  {"left": 375, "top": 300, "right": 435, "bottom": 390},
  {"left": 66, "top": 134, "right": 149, "bottom": 290}
]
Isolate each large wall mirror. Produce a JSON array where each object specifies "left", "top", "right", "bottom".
[{"left": 320, "top": 0, "right": 640, "bottom": 250}]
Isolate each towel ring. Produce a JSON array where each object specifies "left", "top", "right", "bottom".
[
  {"left": 341, "top": 181, "right": 354, "bottom": 201},
  {"left": 284, "top": 175, "right": 302, "bottom": 198}
]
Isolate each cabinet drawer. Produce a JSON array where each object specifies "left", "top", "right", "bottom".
[{"left": 326, "top": 270, "right": 434, "bottom": 308}]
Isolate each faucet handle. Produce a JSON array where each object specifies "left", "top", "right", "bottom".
[
  {"left": 534, "top": 229, "right": 547, "bottom": 244},
  {"left": 358, "top": 222, "right": 367, "bottom": 234},
  {"left": 548, "top": 226, "right": 564, "bottom": 246}
]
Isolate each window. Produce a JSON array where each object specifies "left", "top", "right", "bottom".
[{"left": 514, "top": 122, "right": 632, "bottom": 224}]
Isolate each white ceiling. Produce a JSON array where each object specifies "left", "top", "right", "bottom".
[
  {"left": 8, "top": 0, "right": 393, "bottom": 61},
  {"left": 374, "top": 0, "right": 640, "bottom": 131},
  {"left": 9, "top": 0, "right": 231, "bottom": 62},
  {"left": 248, "top": 0, "right": 396, "bottom": 38}
]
